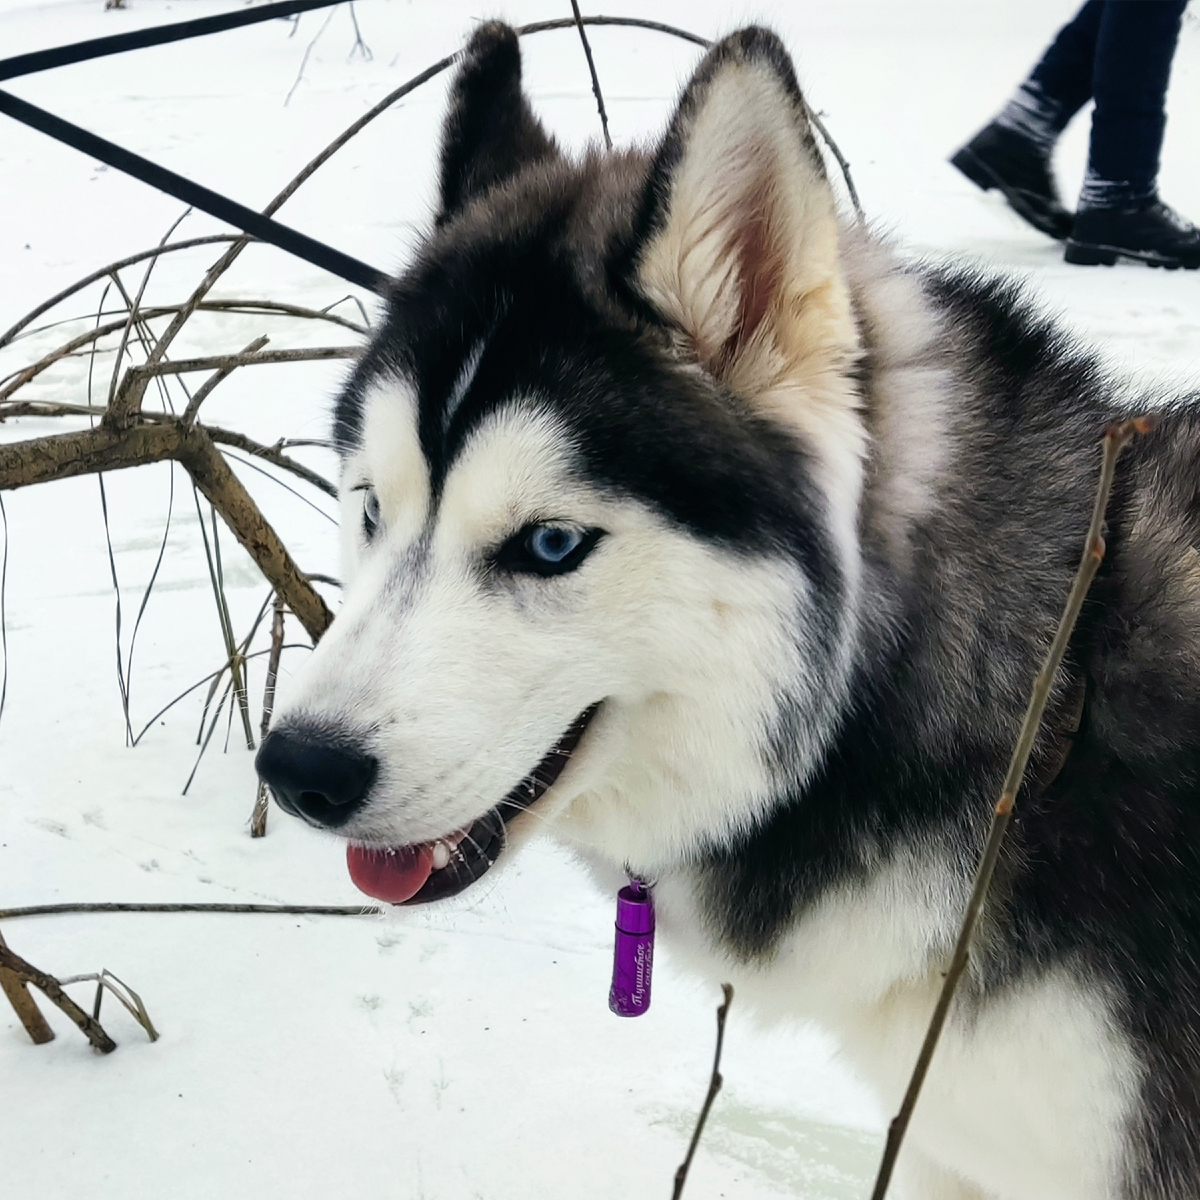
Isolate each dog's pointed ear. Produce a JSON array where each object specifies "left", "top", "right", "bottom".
[
  {"left": 436, "top": 23, "right": 559, "bottom": 227},
  {"left": 628, "top": 28, "right": 858, "bottom": 406}
]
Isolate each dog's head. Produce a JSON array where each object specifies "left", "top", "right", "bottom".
[{"left": 256, "top": 23, "right": 864, "bottom": 903}]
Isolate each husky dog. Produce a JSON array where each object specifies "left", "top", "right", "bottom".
[{"left": 255, "top": 23, "right": 1200, "bottom": 1200}]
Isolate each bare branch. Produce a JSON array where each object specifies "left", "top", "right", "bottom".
[
  {"left": 181, "top": 334, "right": 269, "bottom": 425},
  {"left": 0, "top": 903, "right": 380, "bottom": 920},
  {"left": 570, "top": 0, "right": 612, "bottom": 150},
  {"left": 346, "top": 2, "right": 372, "bottom": 61},
  {"left": 673, "top": 983, "right": 734, "bottom": 1199},
  {"left": 868, "top": 416, "right": 1156, "bottom": 1200},
  {"left": 805, "top": 105, "right": 864, "bottom": 220},
  {"left": 57, "top": 969, "right": 159, "bottom": 1042},
  {"left": 109, "top": 345, "right": 357, "bottom": 426},
  {"left": 0, "top": 421, "right": 332, "bottom": 641},
  {"left": 0, "top": 235, "right": 241, "bottom": 350},
  {"left": 516, "top": 16, "right": 709, "bottom": 48},
  {"left": 6, "top": 298, "right": 366, "bottom": 350},
  {"left": 105, "top": 212, "right": 191, "bottom": 411},
  {"left": 140, "top": 345, "right": 358, "bottom": 377},
  {"left": 0, "top": 421, "right": 188, "bottom": 487},
  {"left": 195, "top": 298, "right": 367, "bottom": 334},
  {"left": 285, "top": 5, "right": 338, "bottom": 106},
  {"left": 0, "top": 938, "right": 117, "bottom": 1052},
  {"left": 133, "top": 16, "right": 723, "bottom": 376},
  {"left": 0, "top": 401, "right": 109, "bottom": 420},
  {"left": 251, "top": 595, "right": 287, "bottom": 837},
  {"left": 199, "top": 503, "right": 256, "bottom": 753},
  {"left": 0, "top": 315, "right": 156, "bottom": 403},
  {"left": 218, "top": 448, "right": 336, "bottom": 525},
  {"left": 179, "top": 427, "right": 333, "bottom": 641},
  {"left": 204, "top": 426, "right": 336, "bottom": 497},
  {"left": 0, "top": 928, "right": 55, "bottom": 1044}
]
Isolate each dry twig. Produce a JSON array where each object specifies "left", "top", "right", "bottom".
[
  {"left": 181, "top": 334, "right": 269, "bottom": 425},
  {"left": 346, "top": 2, "right": 372, "bottom": 61},
  {"left": 867, "top": 417, "right": 1154, "bottom": 1200},
  {"left": 57, "top": 968, "right": 159, "bottom": 1042},
  {"left": 0, "top": 421, "right": 332, "bottom": 639},
  {"left": 0, "top": 235, "right": 242, "bottom": 349},
  {"left": 0, "top": 928, "right": 55, "bottom": 1044},
  {"left": 569, "top": 1, "right": 611, "bottom": 151},
  {"left": 183, "top": 428, "right": 333, "bottom": 640},
  {"left": 0, "top": 903, "right": 380, "bottom": 920},
  {"left": 203, "top": 426, "right": 336, "bottom": 497},
  {"left": 251, "top": 595, "right": 287, "bottom": 837},
  {"left": 109, "top": 345, "right": 357, "bottom": 426},
  {"left": 285, "top": 5, "right": 339, "bottom": 106},
  {"left": 805, "top": 104, "right": 864, "bottom": 220},
  {"left": 673, "top": 983, "right": 734, "bottom": 1199},
  {"left": 0, "top": 935, "right": 117, "bottom": 1052}
]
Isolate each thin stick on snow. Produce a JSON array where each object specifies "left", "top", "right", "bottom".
[
  {"left": 0, "top": 235, "right": 241, "bottom": 349},
  {"left": 346, "top": 3, "right": 372, "bottom": 61},
  {"left": 110, "top": 346, "right": 358, "bottom": 424},
  {"left": 209, "top": 508, "right": 257, "bottom": 751},
  {"left": 0, "top": 936, "right": 117, "bottom": 1052},
  {"left": 0, "top": 421, "right": 335, "bottom": 640},
  {"left": 129, "top": 642, "right": 309, "bottom": 749},
  {"left": 0, "top": 903, "right": 381, "bottom": 920},
  {"left": 251, "top": 594, "right": 287, "bottom": 837},
  {"left": 181, "top": 335, "right": 269, "bottom": 425},
  {"left": 57, "top": 968, "right": 159, "bottom": 1042},
  {"left": 673, "top": 983, "right": 734, "bottom": 1199},
  {"left": 1, "top": 298, "right": 363, "bottom": 356},
  {"left": 105, "top": 211, "right": 191, "bottom": 412},
  {"left": 867, "top": 417, "right": 1154, "bottom": 1200},
  {"left": 0, "top": 928, "right": 55, "bottom": 1044},
  {"left": 284, "top": 5, "right": 338, "bottom": 106}
]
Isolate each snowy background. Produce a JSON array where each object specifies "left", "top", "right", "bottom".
[{"left": 0, "top": 2, "right": 1197, "bottom": 1197}]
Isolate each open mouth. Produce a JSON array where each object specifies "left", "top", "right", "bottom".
[{"left": 345, "top": 703, "right": 601, "bottom": 905}]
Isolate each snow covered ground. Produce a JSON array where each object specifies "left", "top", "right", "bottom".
[{"left": 0, "top": 2, "right": 1197, "bottom": 1197}]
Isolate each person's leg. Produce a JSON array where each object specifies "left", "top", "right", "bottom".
[
  {"left": 995, "top": 0, "right": 1105, "bottom": 153},
  {"left": 951, "top": 0, "right": 1104, "bottom": 240},
  {"left": 1066, "top": 0, "right": 1199, "bottom": 268},
  {"left": 1080, "top": 0, "right": 1188, "bottom": 207}
]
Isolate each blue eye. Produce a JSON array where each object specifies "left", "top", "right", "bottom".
[
  {"left": 495, "top": 523, "right": 604, "bottom": 576},
  {"left": 529, "top": 525, "right": 583, "bottom": 563}
]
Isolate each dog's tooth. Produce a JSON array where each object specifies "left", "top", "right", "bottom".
[{"left": 431, "top": 840, "right": 451, "bottom": 871}]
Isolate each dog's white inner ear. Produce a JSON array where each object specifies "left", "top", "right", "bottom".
[{"left": 636, "top": 54, "right": 859, "bottom": 408}]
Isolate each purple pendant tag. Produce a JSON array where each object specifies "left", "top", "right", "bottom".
[{"left": 609, "top": 878, "right": 654, "bottom": 1017}]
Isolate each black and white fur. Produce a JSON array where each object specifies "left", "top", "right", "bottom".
[{"left": 261, "top": 24, "right": 1200, "bottom": 1199}]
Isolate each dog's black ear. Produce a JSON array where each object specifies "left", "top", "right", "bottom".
[
  {"left": 436, "top": 23, "right": 559, "bottom": 227},
  {"left": 626, "top": 28, "right": 858, "bottom": 418}
]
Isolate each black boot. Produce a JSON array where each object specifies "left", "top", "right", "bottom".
[
  {"left": 1064, "top": 199, "right": 1200, "bottom": 269},
  {"left": 951, "top": 122, "right": 1073, "bottom": 240}
]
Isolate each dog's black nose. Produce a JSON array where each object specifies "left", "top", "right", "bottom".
[{"left": 255, "top": 729, "right": 377, "bottom": 828}]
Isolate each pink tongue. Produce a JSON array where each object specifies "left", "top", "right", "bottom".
[{"left": 346, "top": 843, "right": 435, "bottom": 904}]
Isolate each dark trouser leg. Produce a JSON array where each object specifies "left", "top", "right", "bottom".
[
  {"left": 996, "top": 0, "right": 1104, "bottom": 151},
  {"left": 1065, "top": 0, "right": 1199, "bottom": 269},
  {"left": 1080, "top": 0, "right": 1189, "bottom": 208}
]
